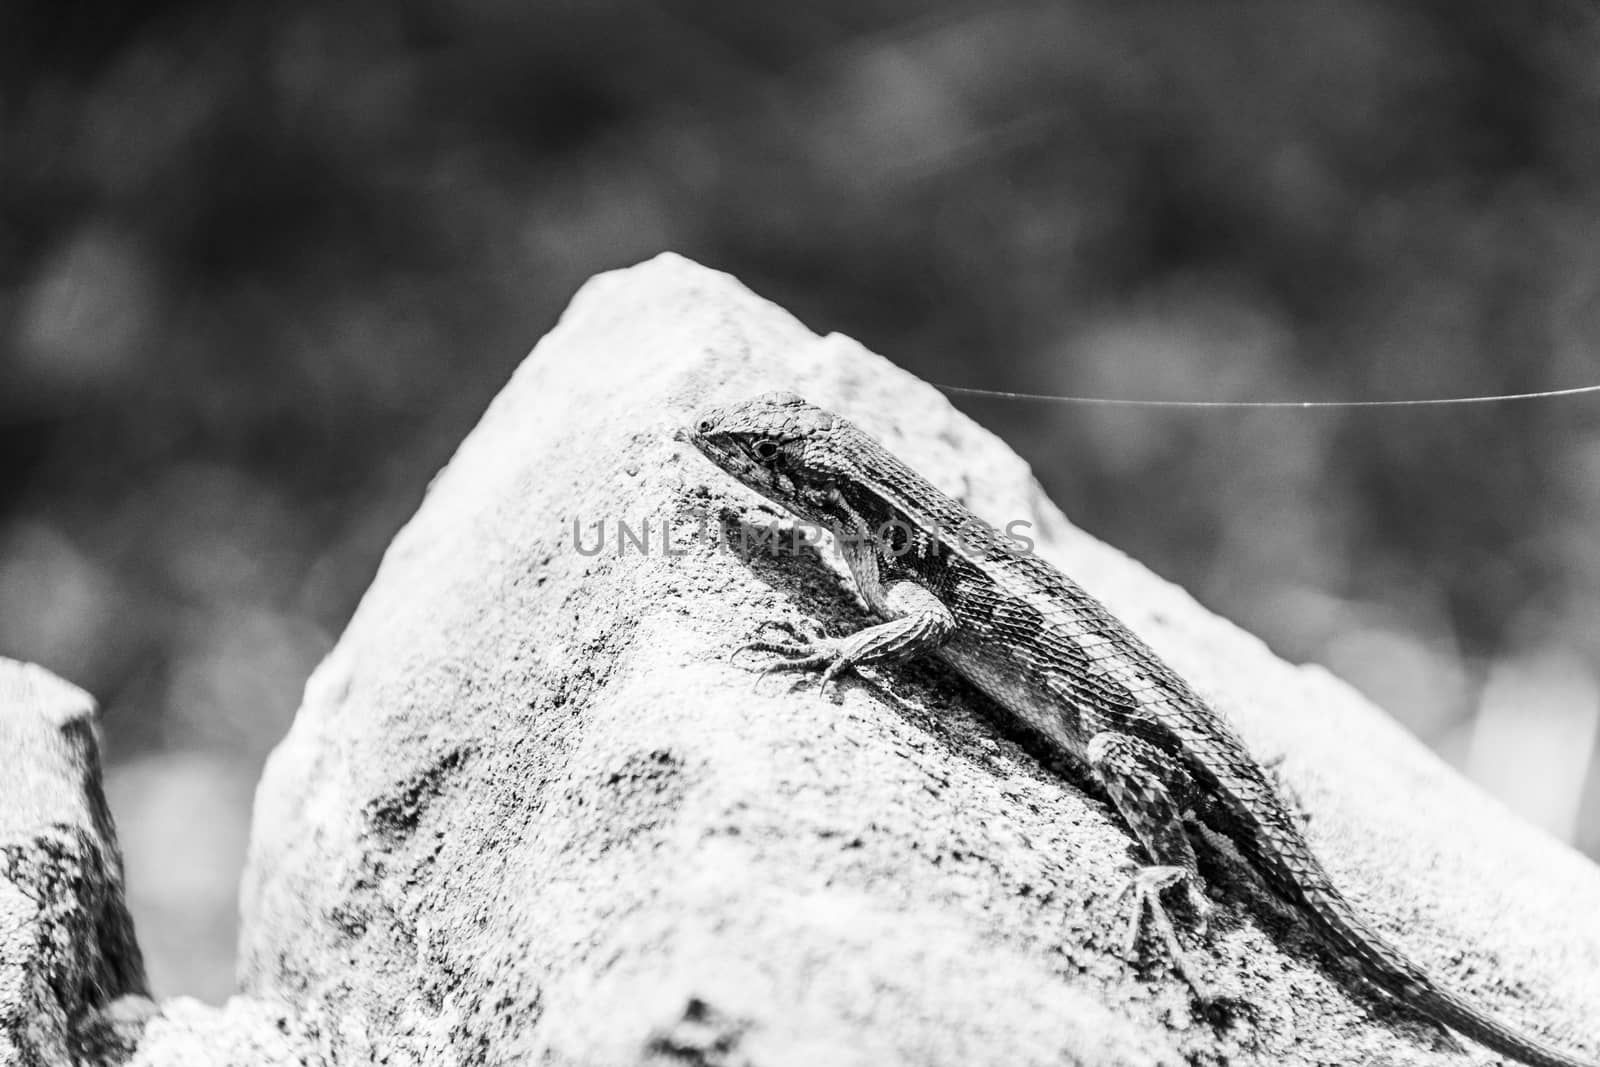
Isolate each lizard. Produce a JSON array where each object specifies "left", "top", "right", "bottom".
[{"left": 683, "top": 389, "right": 1597, "bottom": 1067}]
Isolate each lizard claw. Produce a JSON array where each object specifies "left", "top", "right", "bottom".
[
  {"left": 733, "top": 618, "right": 828, "bottom": 659},
  {"left": 1110, "top": 865, "right": 1215, "bottom": 1000},
  {"left": 733, "top": 618, "right": 854, "bottom": 701}
]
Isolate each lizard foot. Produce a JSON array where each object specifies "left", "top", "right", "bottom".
[
  {"left": 1112, "top": 865, "right": 1217, "bottom": 1001},
  {"left": 735, "top": 618, "right": 829, "bottom": 655},
  {"left": 733, "top": 619, "right": 856, "bottom": 700}
]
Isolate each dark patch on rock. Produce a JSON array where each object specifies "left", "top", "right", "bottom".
[
  {"left": 643, "top": 997, "right": 752, "bottom": 1067},
  {"left": 365, "top": 745, "right": 472, "bottom": 844}
]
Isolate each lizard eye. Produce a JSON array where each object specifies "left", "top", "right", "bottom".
[
  {"left": 696, "top": 418, "right": 714, "bottom": 435},
  {"left": 751, "top": 438, "right": 781, "bottom": 462}
]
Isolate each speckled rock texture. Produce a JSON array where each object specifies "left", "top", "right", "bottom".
[
  {"left": 11, "top": 255, "right": 1597, "bottom": 1065},
  {"left": 0, "top": 659, "right": 301, "bottom": 1065},
  {"left": 234, "top": 254, "right": 1600, "bottom": 1066},
  {"left": 0, "top": 658, "right": 151, "bottom": 1065}
]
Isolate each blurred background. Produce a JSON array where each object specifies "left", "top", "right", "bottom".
[{"left": 4, "top": 0, "right": 1599, "bottom": 1002}]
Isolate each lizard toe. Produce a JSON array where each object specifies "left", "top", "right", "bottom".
[
  {"left": 1110, "top": 865, "right": 1215, "bottom": 999},
  {"left": 733, "top": 638, "right": 811, "bottom": 663}
]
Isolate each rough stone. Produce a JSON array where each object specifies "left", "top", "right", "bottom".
[
  {"left": 235, "top": 253, "right": 1600, "bottom": 1066},
  {"left": 0, "top": 658, "right": 151, "bottom": 1066}
]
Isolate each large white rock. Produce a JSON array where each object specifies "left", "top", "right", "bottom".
[
  {"left": 238, "top": 254, "right": 1600, "bottom": 1065},
  {"left": 20, "top": 254, "right": 1591, "bottom": 1066}
]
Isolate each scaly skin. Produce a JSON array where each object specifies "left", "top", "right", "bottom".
[{"left": 685, "top": 390, "right": 1596, "bottom": 1067}]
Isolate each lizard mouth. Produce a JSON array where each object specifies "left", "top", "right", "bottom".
[
  {"left": 682, "top": 423, "right": 733, "bottom": 471},
  {"left": 684, "top": 425, "right": 780, "bottom": 508}
]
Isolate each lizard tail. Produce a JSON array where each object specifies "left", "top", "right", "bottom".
[
  {"left": 1298, "top": 883, "right": 1598, "bottom": 1067},
  {"left": 1409, "top": 983, "right": 1599, "bottom": 1067}
]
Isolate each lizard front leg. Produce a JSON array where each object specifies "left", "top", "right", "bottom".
[
  {"left": 1088, "top": 731, "right": 1217, "bottom": 997},
  {"left": 736, "top": 579, "right": 955, "bottom": 698}
]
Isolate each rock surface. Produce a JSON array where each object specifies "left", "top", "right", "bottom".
[
  {"left": 0, "top": 660, "right": 301, "bottom": 1065},
  {"left": 6, "top": 255, "right": 1599, "bottom": 1066},
  {"left": 0, "top": 658, "right": 151, "bottom": 1065},
  {"left": 235, "top": 254, "right": 1600, "bottom": 1066}
]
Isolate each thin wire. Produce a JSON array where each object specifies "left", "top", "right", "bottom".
[{"left": 933, "top": 381, "right": 1600, "bottom": 409}]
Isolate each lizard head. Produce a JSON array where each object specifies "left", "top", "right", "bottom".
[{"left": 685, "top": 391, "right": 855, "bottom": 527}]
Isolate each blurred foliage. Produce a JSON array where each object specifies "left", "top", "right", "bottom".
[{"left": 4, "top": 0, "right": 1600, "bottom": 999}]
